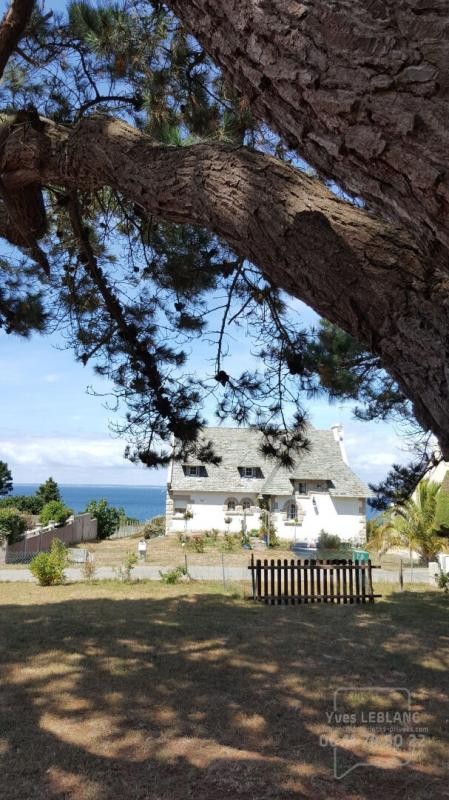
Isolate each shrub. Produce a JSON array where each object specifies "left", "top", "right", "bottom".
[
  {"left": 267, "top": 527, "right": 280, "bottom": 548},
  {"left": 221, "top": 533, "right": 241, "bottom": 552},
  {"left": 0, "top": 494, "right": 44, "bottom": 514},
  {"left": 30, "top": 539, "right": 68, "bottom": 585},
  {"left": 142, "top": 514, "right": 166, "bottom": 539},
  {"left": 39, "top": 500, "right": 72, "bottom": 527},
  {"left": 259, "top": 511, "right": 279, "bottom": 547},
  {"left": 317, "top": 530, "right": 342, "bottom": 551},
  {"left": 114, "top": 551, "right": 138, "bottom": 582},
  {"left": 188, "top": 535, "right": 206, "bottom": 553},
  {"left": 159, "top": 565, "right": 188, "bottom": 584},
  {"left": 84, "top": 499, "right": 121, "bottom": 539},
  {"left": 241, "top": 529, "right": 251, "bottom": 548},
  {"left": 203, "top": 529, "right": 219, "bottom": 545},
  {"left": 82, "top": 557, "right": 97, "bottom": 582},
  {"left": 436, "top": 571, "right": 449, "bottom": 593},
  {"left": 0, "top": 508, "right": 28, "bottom": 543}
]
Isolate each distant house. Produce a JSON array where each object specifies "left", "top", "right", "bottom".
[{"left": 166, "top": 426, "right": 369, "bottom": 543}]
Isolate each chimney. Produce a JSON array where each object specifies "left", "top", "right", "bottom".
[{"left": 331, "top": 424, "right": 348, "bottom": 464}]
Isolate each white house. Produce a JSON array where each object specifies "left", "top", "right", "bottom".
[{"left": 166, "top": 426, "right": 369, "bottom": 543}]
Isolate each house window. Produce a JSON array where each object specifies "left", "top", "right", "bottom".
[
  {"left": 242, "top": 498, "right": 252, "bottom": 510},
  {"left": 244, "top": 467, "right": 254, "bottom": 477},
  {"left": 227, "top": 498, "right": 236, "bottom": 511},
  {"left": 297, "top": 482, "right": 306, "bottom": 494},
  {"left": 288, "top": 503, "right": 297, "bottom": 520},
  {"left": 188, "top": 465, "right": 200, "bottom": 476}
]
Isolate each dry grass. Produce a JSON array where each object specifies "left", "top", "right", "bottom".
[
  {"left": 0, "top": 581, "right": 448, "bottom": 799},
  {"left": 82, "top": 534, "right": 297, "bottom": 567}
]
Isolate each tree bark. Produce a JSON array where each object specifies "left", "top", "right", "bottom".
[
  {"left": 0, "top": 0, "right": 34, "bottom": 79},
  {"left": 2, "top": 114, "right": 449, "bottom": 455},
  {"left": 167, "top": 0, "right": 449, "bottom": 258}
]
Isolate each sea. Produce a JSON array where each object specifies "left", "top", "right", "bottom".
[{"left": 12, "top": 484, "right": 166, "bottom": 523}]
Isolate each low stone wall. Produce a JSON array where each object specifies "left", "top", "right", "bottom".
[{"left": 5, "top": 514, "right": 97, "bottom": 563}]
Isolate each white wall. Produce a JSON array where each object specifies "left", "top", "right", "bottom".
[{"left": 167, "top": 490, "right": 365, "bottom": 543}]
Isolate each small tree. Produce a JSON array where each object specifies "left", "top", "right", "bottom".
[
  {"left": 368, "top": 480, "right": 447, "bottom": 564},
  {"left": 36, "top": 477, "right": 61, "bottom": 505},
  {"left": 0, "top": 508, "right": 27, "bottom": 543},
  {"left": 39, "top": 501, "right": 72, "bottom": 527},
  {"left": 0, "top": 461, "right": 13, "bottom": 496},
  {"left": 84, "top": 499, "right": 121, "bottom": 540}
]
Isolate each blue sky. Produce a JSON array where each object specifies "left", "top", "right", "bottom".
[{"left": 0, "top": 301, "right": 411, "bottom": 487}]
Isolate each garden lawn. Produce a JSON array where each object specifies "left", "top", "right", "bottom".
[
  {"left": 78, "top": 534, "right": 299, "bottom": 567},
  {"left": 0, "top": 581, "right": 448, "bottom": 800}
]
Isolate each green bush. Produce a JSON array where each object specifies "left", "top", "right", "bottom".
[
  {"left": 142, "top": 514, "right": 166, "bottom": 539},
  {"left": 159, "top": 565, "right": 188, "bottom": 584},
  {"left": 317, "top": 530, "right": 342, "bottom": 551},
  {"left": 0, "top": 494, "right": 44, "bottom": 514},
  {"left": 0, "top": 508, "right": 28, "bottom": 543},
  {"left": 435, "top": 570, "right": 449, "bottom": 593},
  {"left": 84, "top": 499, "right": 121, "bottom": 539},
  {"left": 30, "top": 539, "right": 68, "bottom": 585},
  {"left": 39, "top": 500, "right": 72, "bottom": 527}
]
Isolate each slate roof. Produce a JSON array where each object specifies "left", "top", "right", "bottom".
[{"left": 169, "top": 427, "right": 369, "bottom": 498}]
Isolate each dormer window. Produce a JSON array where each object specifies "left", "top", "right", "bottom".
[
  {"left": 238, "top": 466, "right": 262, "bottom": 478},
  {"left": 188, "top": 465, "right": 200, "bottom": 476}
]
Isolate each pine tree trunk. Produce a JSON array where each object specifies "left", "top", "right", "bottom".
[
  {"left": 168, "top": 0, "right": 449, "bottom": 257},
  {"left": 2, "top": 115, "right": 449, "bottom": 455}
]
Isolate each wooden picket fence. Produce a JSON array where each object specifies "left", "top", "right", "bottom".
[{"left": 248, "top": 555, "right": 381, "bottom": 605}]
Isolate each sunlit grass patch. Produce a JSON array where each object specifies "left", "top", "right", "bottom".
[{"left": 0, "top": 582, "right": 448, "bottom": 799}]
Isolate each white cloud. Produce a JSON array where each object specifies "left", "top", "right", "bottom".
[
  {"left": 42, "top": 373, "right": 61, "bottom": 384},
  {"left": 343, "top": 423, "right": 411, "bottom": 485},
  {"left": 0, "top": 435, "right": 167, "bottom": 485},
  {"left": 0, "top": 436, "right": 126, "bottom": 467}
]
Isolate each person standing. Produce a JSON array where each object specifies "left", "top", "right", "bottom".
[{"left": 137, "top": 538, "right": 147, "bottom": 561}]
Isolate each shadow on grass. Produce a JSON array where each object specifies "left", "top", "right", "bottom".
[{"left": 0, "top": 586, "right": 448, "bottom": 799}]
